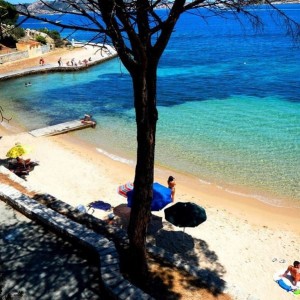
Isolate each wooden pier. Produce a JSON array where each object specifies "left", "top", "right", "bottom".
[{"left": 29, "top": 120, "right": 94, "bottom": 137}]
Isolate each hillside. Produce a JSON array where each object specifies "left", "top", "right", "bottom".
[{"left": 15, "top": 0, "right": 300, "bottom": 15}]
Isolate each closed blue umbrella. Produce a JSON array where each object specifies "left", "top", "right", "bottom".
[{"left": 127, "top": 182, "right": 172, "bottom": 211}]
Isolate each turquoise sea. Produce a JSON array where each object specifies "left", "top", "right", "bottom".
[{"left": 1, "top": 4, "right": 299, "bottom": 207}]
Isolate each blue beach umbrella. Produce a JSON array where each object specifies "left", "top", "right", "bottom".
[
  {"left": 127, "top": 182, "right": 172, "bottom": 211},
  {"left": 164, "top": 202, "right": 207, "bottom": 228}
]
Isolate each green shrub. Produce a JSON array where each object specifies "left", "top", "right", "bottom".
[
  {"left": 38, "top": 28, "right": 64, "bottom": 47},
  {"left": 38, "top": 28, "right": 60, "bottom": 40},
  {"left": 36, "top": 35, "right": 47, "bottom": 44},
  {"left": 12, "top": 27, "right": 25, "bottom": 39}
]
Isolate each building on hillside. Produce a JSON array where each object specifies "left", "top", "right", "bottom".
[{"left": 16, "top": 40, "right": 51, "bottom": 58}]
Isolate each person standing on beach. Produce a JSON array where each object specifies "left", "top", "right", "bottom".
[
  {"left": 281, "top": 261, "right": 300, "bottom": 286},
  {"left": 58, "top": 57, "right": 62, "bottom": 66},
  {"left": 39, "top": 57, "right": 45, "bottom": 66},
  {"left": 167, "top": 176, "right": 176, "bottom": 202}
]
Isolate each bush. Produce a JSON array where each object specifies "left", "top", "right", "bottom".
[
  {"left": 36, "top": 35, "right": 47, "bottom": 44},
  {"left": 38, "top": 28, "right": 60, "bottom": 40},
  {"left": 38, "top": 28, "right": 64, "bottom": 47},
  {"left": 12, "top": 27, "right": 25, "bottom": 39}
]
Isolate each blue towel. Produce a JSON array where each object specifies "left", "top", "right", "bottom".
[
  {"left": 88, "top": 200, "right": 111, "bottom": 211},
  {"left": 276, "top": 279, "right": 293, "bottom": 292}
]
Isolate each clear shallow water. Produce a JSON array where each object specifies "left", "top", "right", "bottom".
[{"left": 1, "top": 4, "right": 300, "bottom": 207}]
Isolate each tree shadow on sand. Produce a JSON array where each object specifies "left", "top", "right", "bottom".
[
  {"left": 0, "top": 203, "right": 105, "bottom": 300},
  {"left": 146, "top": 224, "right": 227, "bottom": 297},
  {"left": 111, "top": 204, "right": 227, "bottom": 297}
]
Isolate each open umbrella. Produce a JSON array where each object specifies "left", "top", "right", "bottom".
[
  {"left": 117, "top": 182, "right": 134, "bottom": 197},
  {"left": 164, "top": 202, "right": 207, "bottom": 228},
  {"left": 6, "top": 144, "right": 32, "bottom": 159},
  {"left": 127, "top": 182, "right": 172, "bottom": 211}
]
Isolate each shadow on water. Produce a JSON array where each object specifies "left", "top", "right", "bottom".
[{"left": 0, "top": 203, "right": 104, "bottom": 300}]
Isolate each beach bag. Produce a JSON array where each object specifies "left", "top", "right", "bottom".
[{"left": 276, "top": 279, "right": 293, "bottom": 292}]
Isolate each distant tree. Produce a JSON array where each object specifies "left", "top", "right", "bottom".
[
  {"left": 11, "top": 26, "right": 24, "bottom": 39},
  {"left": 0, "top": 0, "right": 18, "bottom": 25},
  {"left": 0, "top": 0, "right": 18, "bottom": 42},
  {"left": 16, "top": 0, "right": 300, "bottom": 283},
  {"left": 38, "top": 28, "right": 64, "bottom": 47}
]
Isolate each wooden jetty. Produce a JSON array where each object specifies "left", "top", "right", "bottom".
[{"left": 29, "top": 120, "right": 94, "bottom": 137}]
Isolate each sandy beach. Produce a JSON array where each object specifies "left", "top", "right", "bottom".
[{"left": 1, "top": 47, "right": 300, "bottom": 300}]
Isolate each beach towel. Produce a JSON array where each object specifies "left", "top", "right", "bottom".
[
  {"left": 276, "top": 279, "right": 293, "bottom": 292},
  {"left": 87, "top": 200, "right": 112, "bottom": 212}
]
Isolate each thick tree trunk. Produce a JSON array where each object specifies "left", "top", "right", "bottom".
[{"left": 127, "top": 62, "right": 158, "bottom": 284}]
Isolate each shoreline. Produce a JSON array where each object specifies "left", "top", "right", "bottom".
[{"left": 1, "top": 120, "right": 299, "bottom": 233}]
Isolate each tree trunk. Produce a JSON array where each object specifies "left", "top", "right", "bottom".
[{"left": 127, "top": 61, "right": 158, "bottom": 284}]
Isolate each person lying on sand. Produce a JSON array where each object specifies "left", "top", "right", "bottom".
[{"left": 281, "top": 260, "right": 300, "bottom": 286}]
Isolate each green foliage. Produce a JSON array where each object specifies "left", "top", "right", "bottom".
[
  {"left": 12, "top": 26, "right": 25, "bottom": 39},
  {"left": 38, "top": 28, "right": 64, "bottom": 47},
  {"left": 38, "top": 28, "right": 61, "bottom": 40},
  {"left": 35, "top": 35, "right": 46, "bottom": 44},
  {"left": 0, "top": 0, "right": 18, "bottom": 25}
]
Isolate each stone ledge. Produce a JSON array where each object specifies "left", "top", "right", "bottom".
[{"left": 0, "top": 184, "right": 153, "bottom": 300}]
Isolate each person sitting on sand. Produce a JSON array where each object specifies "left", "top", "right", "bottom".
[
  {"left": 281, "top": 261, "right": 300, "bottom": 286},
  {"left": 16, "top": 157, "right": 31, "bottom": 168},
  {"left": 167, "top": 176, "right": 176, "bottom": 202},
  {"left": 81, "top": 114, "right": 96, "bottom": 128}
]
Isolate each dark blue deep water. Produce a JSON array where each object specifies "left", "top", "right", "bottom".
[{"left": 1, "top": 4, "right": 299, "bottom": 207}]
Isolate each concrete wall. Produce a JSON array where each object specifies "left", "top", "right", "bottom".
[
  {"left": 0, "top": 44, "right": 50, "bottom": 64},
  {"left": 0, "top": 50, "right": 29, "bottom": 64}
]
